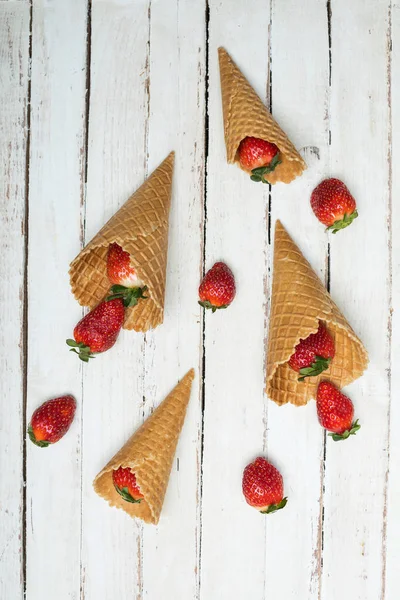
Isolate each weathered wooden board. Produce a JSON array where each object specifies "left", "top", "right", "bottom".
[
  {"left": 0, "top": 2, "right": 30, "bottom": 598},
  {"left": 25, "top": 1, "right": 88, "bottom": 598},
  {"left": 0, "top": 0, "right": 399, "bottom": 598}
]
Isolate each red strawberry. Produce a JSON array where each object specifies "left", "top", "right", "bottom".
[
  {"left": 106, "top": 243, "right": 148, "bottom": 307},
  {"left": 288, "top": 322, "right": 335, "bottom": 381},
  {"left": 316, "top": 381, "right": 360, "bottom": 441},
  {"left": 112, "top": 466, "right": 144, "bottom": 503},
  {"left": 237, "top": 136, "right": 281, "bottom": 183},
  {"left": 311, "top": 178, "right": 358, "bottom": 233},
  {"left": 66, "top": 298, "right": 125, "bottom": 361},
  {"left": 28, "top": 395, "right": 76, "bottom": 447},
  {"left": 198, "top": 262, "right": 236, "bottom": 312},
  {"left": 242, "top": 457, "right": 287, "bottom": 514}
]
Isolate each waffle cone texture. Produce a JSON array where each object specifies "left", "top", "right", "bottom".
[
  {"left": 69, "top": 152, "right": 174, "bottom": 332},
  {"left": 266, "top": 222, "right": 368, "bottom": 406},
  {"left": 93, "top": 369, "right": 195, "bottom": 524},
  {"left": 218, "top": 48, "right": 306, "bottom": 184}
]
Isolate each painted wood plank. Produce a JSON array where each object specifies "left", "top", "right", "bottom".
[
  {"left": 80, "top": 2, "right": 150, "bottom": 598},
  {"left": 381, "top": 3, "right": 399, "bottom": 598},
  {"left": 266, "top": 0, "right": 330, "bottom": 598},
  {"left": 25, "top": 1, "right": 88, "bottom": 598},
  {"left": 322, "top": 2, "right": 392, "bottom": 599},
  {"left": 200, "top": 3, "right": 271, "bottom": 598},
  {"left": 140, "top": 0, "right": 205, "bottom": 598},
  {"left": 0, "top": 2, "right": 30, "bottom": 598}
]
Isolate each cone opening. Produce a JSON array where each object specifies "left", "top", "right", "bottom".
[
  {"left": 267, "top": 318, "right": 368, "bottom": 406},
  {"left": 218, "top": 47, "right": 306, "bottom": 183},
  {"left": 94, "top": 466, "right": 157, "bottom": 524}
]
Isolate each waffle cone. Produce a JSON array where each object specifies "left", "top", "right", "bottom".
[
  {"left": 69, "top": 152, "right": 174, "bottom": 332},
  {"left": 266, "top": 222, "right": 368, "bottom": 406},
  {"left": 93, "top": 369, "right": 195, "bottom": 524},
  {"left": 218, "top": 48, "right": 306, "bottom": 184}
]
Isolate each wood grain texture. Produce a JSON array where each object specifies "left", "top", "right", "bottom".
[
  {"left": 1, "top": 0, "right": 400, "bottom": 598},
  {"left": 80, "top": 1, "right": 149, "bottom": 598},
  {"left": 322, "top": 2, "right": 392, "bottom": 599},
  {"left": 385, "top": 5, "right": 399, "bottom": 599},
  {"left": 25, "top": 1, "right": 88, "bottom": 597},
  {"left": 200, "top": 3, "right": 271, "bottom": 598},
  {"left": 141, "top": 0, "right": 205, "bottom": 597},
  {"left": 266, "top": 0, "right": 330, "bottom": 597},
  {"left": 0, "top": 2, "right": 30, "bottom": 598}
]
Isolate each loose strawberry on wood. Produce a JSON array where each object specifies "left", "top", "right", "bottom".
[
  {"left": 113, "top": 466, "right": 144, "bottom": 503},
  {"left": 242, "top": 457, "right": 287, "bottom": 514},
  {"left": 288, "top": 321, "right": 335, "bottom": 381},
  {"left": 106, "top": 243, "right": 148, "bottom": 307},
  {"left": 316, "top": 381, "right": 360, "bottom": 441},
  {"left": 238, "top": 136, "right": 281, "bottom": 183},
  {"left": 28, "top": 395, "right": 76, "bottom": 447},
  {"left": 198, "top": 262, "right": 236, "bottom": 312},
  {"left": 311, "top": 178, "right": 358, "bottom": 233},
  {"left": 66, "top": 298, "right": 125, "bottom": 362}
]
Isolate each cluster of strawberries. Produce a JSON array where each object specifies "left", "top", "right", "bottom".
[
  {"left": 28, "top": 243, "right": 149, "bottom": 503},
  {"left": 199, "top": 137, "right": 359, "bottom": 513},
  {"left": 27, "top": 132, "right": 360, "bottom": 513}
]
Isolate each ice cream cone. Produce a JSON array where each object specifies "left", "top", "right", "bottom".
[
  {"left": 266, "top": 221, "right": 368, "bottom": 405},
  {"left": 69, "top": 152, "right": 174, "bottom": 332},
  {"left": 218, "top": 48, "right": 306, "bottom": 184},
  {"left": 93, "top": 369, "right": 195, "bottom": 524}
]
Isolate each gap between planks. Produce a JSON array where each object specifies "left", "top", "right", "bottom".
[
  {"left": 197, "top": 1, "right": 210, "bottom": 598},
  {"left": 22, "top": 0, "right": 33, "bottom": 595}
]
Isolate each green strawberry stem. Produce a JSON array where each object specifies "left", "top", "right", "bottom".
[
  {"left": 326, "top": 210, "right": 358, "bottom": 234},
  {"left": 250, "top": 154, "right": 282, "bottom": 183},
  {"left": 329, "top": 419, "right": 361, "bottom": 442},
  {"left": 260, "top": 497, "right": 288, "bottom": 514},
  {"left": 298, "top": 356, "right": 331, "bottom": 382},
  {"left": 66, "top": 339, "right": 94, "bottom": 363},
  {"left": 27, "top": 425, "right": 50, "bottom": 448},
  {"left": 198, "top": 300, "right": 228, "bottom": 313},
  {"left": 106, "top": 285, "right": 148, "bottom": 308},
  {"left": 114, "top": 485, "right": 142, "bottom": 504}
]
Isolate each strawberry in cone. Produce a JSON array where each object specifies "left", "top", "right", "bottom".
[
  {"left": 288, "top": 322, "right": 335, "bottom": 381},
  {"left": 93, "top": 369, "right": 195, "bottom": 524},
  {"left": 106, "top": 242, "right": 148, "bottom": 307},
  {"left": 69, "top": 153, "right": 174, "bottom": 333},
  {"left": 218, "top": 48, "right": 306, "bottom": 184}
]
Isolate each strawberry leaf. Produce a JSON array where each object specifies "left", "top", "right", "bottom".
[
  {"left": 326, "top": 210, "right": 358, "bottom": 234},
  {"left": 298, "top": 356, "right": 331, "bottom": 382},
  {"left": 106, "top": 285, "right": 148, "bottom": 308},
  {"left": 28, "top": 425, "right": 50, "bottom": 448},
  {"left": 114, "top": 485, "right": 142, "bottom": 504},
  {"left": 329, "top": 419, "right": 361, "bottom": 442},
  {"left": 260, "top": 497, "right": 288, "bottom": 514},
  {"left": 67, "top": 339, "right": 94, "bottom": 362},
  {"left": 198, "top": 300, "right": 228, "bottom": 312},
  {"left": 250, "top": 154, "right": 282, "bottom": 183}
]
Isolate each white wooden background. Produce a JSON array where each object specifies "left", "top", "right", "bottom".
[{"left": 1, "top": 0, "right": 399, "bottom": 598}]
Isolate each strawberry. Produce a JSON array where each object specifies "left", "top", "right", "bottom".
[
  {"left": 66, "top": 298, "right": 125, "bottom": 361},
  {"left": 311, "top": 178, "right": 358, "bottom": 233},
  {"left": 198, "top": 262, "right": 236, "bottom": 312},
  {"left": 106, "top": 243, "right": 148, "bottom": 307},
  {"left": 112, "top": 466, "right": 143, "bottom": 503},
  {"left": 288, "top": 322, "right": 335, "bottom": 381},
  {"left": 237, "top": 136, "right": 281, "bottom": 183},
  {"left": 316, "top": 381, "right": 360, "bottom": 441},
  {"left": 28, "top": 395, "right": 76, "bottom": 447},
  {"left": 242, "top": 457, "right": 287, "bottom": 514}
]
